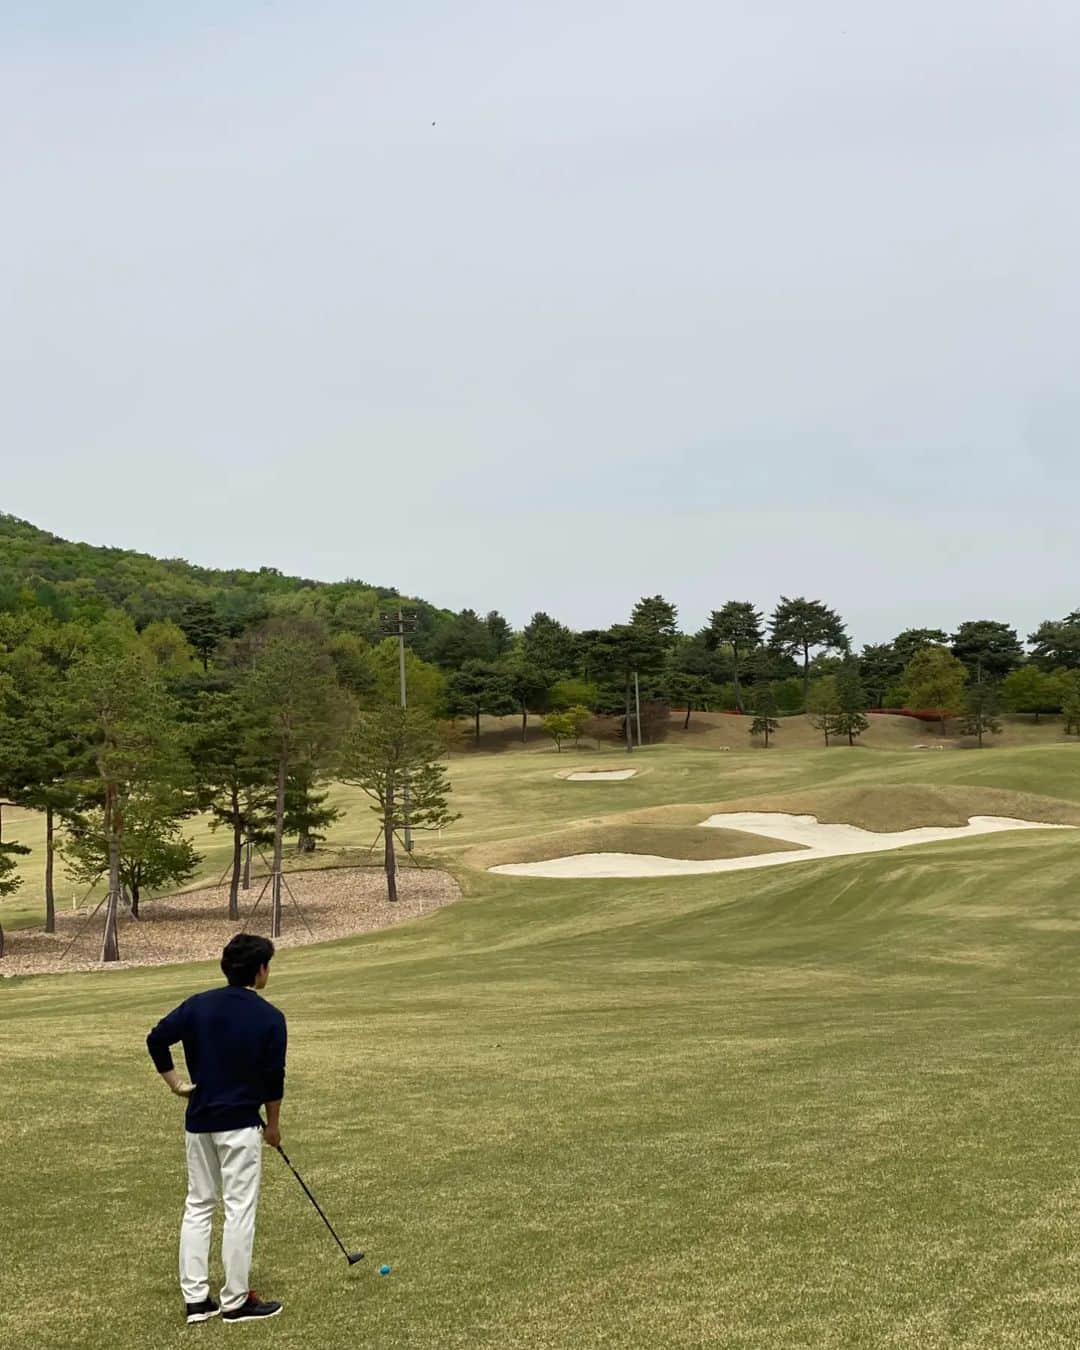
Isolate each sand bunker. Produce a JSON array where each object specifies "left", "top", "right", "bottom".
[
  {"left": 566, "top": 769, "right": 639, "bottom": 781},
  {"left": 490, "top": 812, "right": 1073, "bottom": 879}
]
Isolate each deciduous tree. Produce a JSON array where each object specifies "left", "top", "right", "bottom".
[
  {"left": 1060, "top": 671, "right": 1080, "bottom": 735},
  {"left": 62, "top": 793, "right": 199, "bottom": 915},
  {"left": 898, "top": 646, "right": 968, "bottom": 736},
  {"left": 542, "top": 712, "right": 573, "bottom": 752},
  {"left": 1000, "top": 666, "right": 1062, "bottom": 723}
]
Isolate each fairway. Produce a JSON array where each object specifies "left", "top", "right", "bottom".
[{"left": 5, "top": 742, "right": 1080, "bottom": 1348}]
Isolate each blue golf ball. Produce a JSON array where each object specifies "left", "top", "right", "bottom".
[{"left": 378, "top": 1264, "right": 391, "bottom": 1276}]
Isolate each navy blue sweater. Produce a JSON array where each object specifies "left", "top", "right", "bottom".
[{"left": 146, "top": 986, "right": 287, "bottom": 1133}]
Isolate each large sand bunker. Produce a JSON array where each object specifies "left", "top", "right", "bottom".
[
  {"left": 566, "top": 769, "right": 638, "bottom": 781},
  {"left": 489, "top": 813, "right": 1073, "bottom": 879}
]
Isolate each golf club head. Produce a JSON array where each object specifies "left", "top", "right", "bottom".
[{"left": 347, "top": 1251, "right": 365, "bottom": 1265}]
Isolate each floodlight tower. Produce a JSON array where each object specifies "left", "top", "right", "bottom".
[{"left": 380, "top": 608, "right": 420, "bottom": 851}]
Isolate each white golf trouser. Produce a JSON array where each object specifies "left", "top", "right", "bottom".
[{"left": 180, "top": 1127, "right": 262, "bottom": 1311}]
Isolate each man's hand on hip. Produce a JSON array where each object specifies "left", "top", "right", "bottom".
[{"left": 160, "top": 1068, "right": 195, "bottom": 1097}]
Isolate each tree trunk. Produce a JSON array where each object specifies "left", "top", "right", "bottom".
[
  {"left": 848, "top": 728, "right": 854, "bottom": 746},
  {"left": 272, "top": 748, "right": 286, "bottom": 938},
  {"left": 474, "top": 709, "right": 481, "bottom": 742},
  {"left": 44, "top": 804, "right": 55, "bottom": 935},
  {"left": 939, "top": 715, "right": 947, "bottom": 737},
  {"left": 521, "top": 700, "right": 528, "bottom": 743},
  {"left": 229, "top": 796, "right": 242, "bottom": 921},
  {"left": 802, "top": 645, "right": 810, "bottom": 709},
  {"left": 684, "top": 702, "right": 692, "bottom": 730},
  {"left": 101, "top": 790, "right": 121, "bottom": 963},
  {"left": 733, "top": 656, "right": 743, "bottom": 713},
  {"left": 384, "top": 789, "right": 398, "bottom": 902},
  {"left": 130, "top": 882, "right": 140, "bottom": 919},
  {"left": 625, "top": 676, "right": 633, "bottom": 753},
  {"left": 243, "top": 835, "right": 252, "bottom": 890}
]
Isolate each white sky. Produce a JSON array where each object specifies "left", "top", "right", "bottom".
[{"left": 3, "top": 1, "right": 1078, "bottom": 642}]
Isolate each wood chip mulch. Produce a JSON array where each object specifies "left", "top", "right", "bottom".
[{"left": 0, "top": 865, "right": 461, "bottom": 978}]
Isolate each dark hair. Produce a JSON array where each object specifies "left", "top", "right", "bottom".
[{"left": 221, "top": 934, "right": 275, "bottom": 987}]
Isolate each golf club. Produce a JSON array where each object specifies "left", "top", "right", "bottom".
[{"left": 272, "top": 1141, "right": 364, "bottom": 1266}]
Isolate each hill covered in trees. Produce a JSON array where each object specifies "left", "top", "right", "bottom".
[{"left": 0, "top": 512, "right": 459, "bottom": 660}]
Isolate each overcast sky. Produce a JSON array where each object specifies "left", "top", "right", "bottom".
[{"left": 3, "top": 1, "right": 1078, "bottom": 645}]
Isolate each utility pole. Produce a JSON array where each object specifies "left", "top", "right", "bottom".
[
  {"left": 380, "top": 608, "right": 420, "bottom": 851},
  {"left": 634, "top": 670, "right": 643, "bottom": 747}
]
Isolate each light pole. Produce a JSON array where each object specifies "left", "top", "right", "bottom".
[
  {"left": 634, "top": 670, "right": 643, "bottom": 747},
  {"left": 380, "top": 608, "right": 419, "bottom": 851}
]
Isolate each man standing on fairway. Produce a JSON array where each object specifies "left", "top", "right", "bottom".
[{"left": 146, "top": 933, "right": 287, "bottom": 1325}]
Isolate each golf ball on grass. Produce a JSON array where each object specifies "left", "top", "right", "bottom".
[{"left": 378, "top": 1265, "right": 391, "bottom": 1276}]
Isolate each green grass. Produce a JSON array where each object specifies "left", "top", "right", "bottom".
[{"left": 5, "top": 742, "right": 1080, "bottom": 1347}]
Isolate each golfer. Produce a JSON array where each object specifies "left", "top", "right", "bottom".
[{"left": 146, "top": 933, "right": 287, "bottom": 1325}]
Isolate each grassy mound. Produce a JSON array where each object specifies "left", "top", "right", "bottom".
[
  {"left": 605, "top": 783, "right": 1080, "bottom": 836},
  {"left": 467, "top": 823, "right": 804, "bottom": 871},
  {"left": 702, "top": 783, "right": 1080, "bottom": 832}
]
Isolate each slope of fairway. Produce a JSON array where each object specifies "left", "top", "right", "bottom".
[
  {"left": 6, "top": 742, "right": 1080, "bottom": 932},
  {"left": 5, "top": 745, "right": 1080, "bottom": 1348}
]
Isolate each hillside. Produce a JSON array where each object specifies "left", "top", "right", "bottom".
[{"left": 0, "top": 512, "right": 454, "bottom": 655}]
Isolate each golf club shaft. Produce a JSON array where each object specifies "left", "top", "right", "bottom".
[{"left": 275, "top": 1144, "right": 353, "bottom": 1259}]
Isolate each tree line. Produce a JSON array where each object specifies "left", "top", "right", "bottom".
[{"left": 5, "top": 512, "right": 1080, "bottom": 951}]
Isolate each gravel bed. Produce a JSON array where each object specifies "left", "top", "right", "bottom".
[{"left": 0, "top": 866, "right": 460, "bottom": 978}]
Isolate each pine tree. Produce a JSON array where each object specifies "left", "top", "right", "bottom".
[
  {"left": 338, "top": 707, "right": 460, "bottom": 902},
  {"left": 769, "top": 598, "right": 848, "bottom": 709},
  {"left": 960, "top": 664, "right": 1002, "bottom": 748},
  {"left": 243, "top": 618, "right": 349, "bottom": 936},
  {"left": 806, "top": 676, "right": 841, "bottom": 746},
  {"left": 708, "top": 602, "right": 763, "bottom": 712},
  {"left": 750, "top": 685, "right": 780, "bottom": 748},
  {"left": 835, "top": 660, "right": 871, "bottom": 745},
  {"left": 285, "top": 764, "right": 342, "bottom": 853}
]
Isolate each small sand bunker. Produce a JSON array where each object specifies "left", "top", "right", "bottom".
[
  {"left": 566, "top": 769, "right": 639, "bottom": 782},
  {"left": 490, "top": 812, "right": 1073, "bottom": 879}
]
